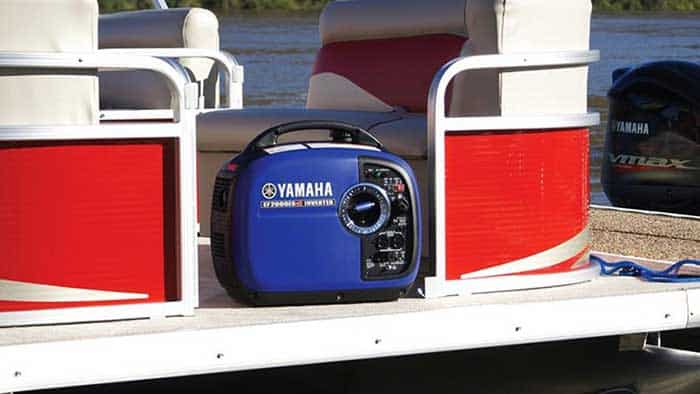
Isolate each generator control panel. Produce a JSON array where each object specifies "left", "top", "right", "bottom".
[{"left": 338, "top": 159, "right": 417, "bottom": 280}]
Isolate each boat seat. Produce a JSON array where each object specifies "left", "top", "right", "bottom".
[
  {"left": 197, "top": 0, "right": 467, "bottom": 244},
  {"left": 0, "top": 0, "right": 99, "bottom": 126},
  {"left": 196, "top": 0, "right": 593, "bottom": 261},
  {"left": 99, "top": 8, "right": 219, "bottom": 109}
]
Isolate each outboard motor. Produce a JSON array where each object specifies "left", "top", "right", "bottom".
[{"left": 602, "top": 61, "right": 700, "bottom": 215}]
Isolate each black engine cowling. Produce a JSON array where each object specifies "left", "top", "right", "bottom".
[{"left": 601, "top": 61, "right": 700, "bottom": 215}]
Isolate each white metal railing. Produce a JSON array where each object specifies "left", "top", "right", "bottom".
[
  {"left": 425, "top": 50, "right": 601, "bottom": 298},
  {"left": 138, "top": 1, "right": 244, "bottom": 111},
  {"left": 152, "top": 0, "right": 169, "bottom": 9},
  {"left": 0, "top": 52, "right": 190, "bottom": 124},
  {"left": 0, "top": 51, "right": 199, "bottom": 324}
]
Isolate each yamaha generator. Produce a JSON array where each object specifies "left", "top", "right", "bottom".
[
  {"left": 602, "top": 61, "right": 700, "bottom": 215},
  {"left": 211, "top": 121, "right": 421, "bottom": 305}
]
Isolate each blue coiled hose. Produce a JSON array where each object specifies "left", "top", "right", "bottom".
[{"left": 591, "top": 255, "right": 700, "bottom": 283}]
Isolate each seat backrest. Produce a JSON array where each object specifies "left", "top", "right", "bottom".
[
  {"left": 451, "top": 0, "right": 592, "bottom": 116},
  {"left": 0, "top": 0, "right": 99, "bottom": 126},
  {"left": 307, "top": 0, "right": 468, "bottom": 113},
  {"left": 99, "top": 8, "right": 219, "bottom": 109},
  {"left": 308, "top": 0, "right": 592, "bottom": 117}
]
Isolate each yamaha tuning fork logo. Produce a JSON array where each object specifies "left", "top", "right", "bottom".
[
  {"left": 260, "top": 181, "right": 336, "bottom": 209},
  {"left": 262, "top": 183, "right": 277, "bottom": 199}
]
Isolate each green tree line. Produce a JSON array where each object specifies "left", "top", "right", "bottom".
[
  {"left": 99, "top": 0, "right": 331, "bottom": 12},
  {"left": 593, "top": 0, "right": 700, "bottom": 11},
  {"left": 99, "top": 0, "right": 700, "bottom": 13}
]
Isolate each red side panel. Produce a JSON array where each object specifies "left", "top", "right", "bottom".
[
  {"left": 0, "top": 140, "right": 179, "bottom": 312},
  {"left": 312, "top": 34, "right": 467, "bottom": 113},
  {"left": 444, "top": 129, "right": 590, "bottom": 280}
]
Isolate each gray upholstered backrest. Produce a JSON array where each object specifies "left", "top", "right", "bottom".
[
  {"left": 99, "top": 8, "right": 220, "bottom": 110},
  {"left": 0, "top": 0, "right": 99, "bottom": 126}
]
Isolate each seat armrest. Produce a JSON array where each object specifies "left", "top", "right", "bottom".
[
  {"left": 99, "top": 8, "right": 232, "bottom": 110},
  {"left": 99, "top": 8, "right": 219, "bottom": 81},
  {"left": 0, "top": 52, "right": 192, "bottom": 124},
  {"left": 100, "top": 48, "right": 243, "bottom": 109}
]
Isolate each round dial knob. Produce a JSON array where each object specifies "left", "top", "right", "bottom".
[{"left": 339, "top": 183, "right": 391, "bottom": 235}]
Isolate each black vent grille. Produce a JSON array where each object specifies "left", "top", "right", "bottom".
[
  {"left": 212, "top": 177, "right": 233, "bottom": 212},
  {"left": 211, "top": 232, "right": 226, "bottom": 259}
]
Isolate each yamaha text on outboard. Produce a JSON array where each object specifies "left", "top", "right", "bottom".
[
  {"left": 602, "top": 61, "right": 700, "bottom": 214},
  {"left": 210, "top": 121, "right": 421, "bottom": 306}
]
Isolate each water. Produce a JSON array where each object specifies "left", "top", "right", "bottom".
[
  {"left": 220, "top": 13, "right": 700, "bottom": 205},
  {"left": 220, "top": 13, "right": 319, "bottom": 107}
]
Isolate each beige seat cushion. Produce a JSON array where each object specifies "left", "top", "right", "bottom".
[
  {"left": 320, "top": 0, "right": 467, "bottom": 45},
  {"left": 197, "top": 108, "right": 426, "bottom": 158},
  {"left": 0, "top": 0, "right": 99, "bottom": 126},
  {"left": 99, "top": 8, "right": 219, "bottom": 110},
  {"left": 450, "top": 0, "right": 592, "bottom": 116}
]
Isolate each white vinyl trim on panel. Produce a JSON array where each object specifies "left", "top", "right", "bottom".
[
  {"left": 460, "top": 226, "right": 590, "bottom": 279},
  {"left": 0, "top": 280, "right": 148, "bottom": 302}
]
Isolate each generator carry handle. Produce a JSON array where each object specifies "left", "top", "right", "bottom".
[{"left": 249, "top": 120, "right": 385, "bottom": 151}]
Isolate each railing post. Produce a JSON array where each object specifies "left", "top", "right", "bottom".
[{"left": 151, "top": 0, "right": 169, "bottom": 9}]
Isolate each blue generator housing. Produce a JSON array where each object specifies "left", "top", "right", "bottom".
[{"left": 211, "top": 121, "right": 421, "bottom": 305}]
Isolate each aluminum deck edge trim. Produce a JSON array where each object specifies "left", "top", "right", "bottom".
[{"left": 0, "top": 289, "right": 689, "bottom": 393}]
